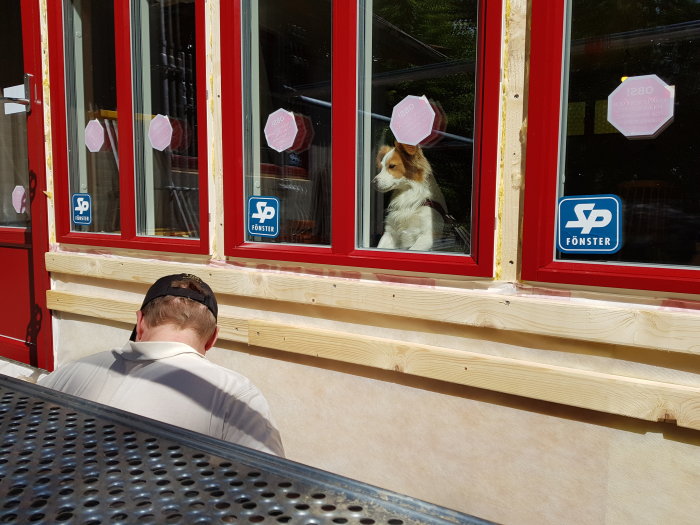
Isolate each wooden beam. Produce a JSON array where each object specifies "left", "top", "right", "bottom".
[
  {"left": 249, "top": 320, "right": 700, "bottom": 430},
  {"left": 45, "top": 252, "right": 700, "bottom": 356},
  {"left": 46, "top": 290, "right": 700, "bottom": 431},
  {"left": 495, "top": 0, "right": 527, "bottom": 284},
  {"left": 46, "top": 290, "right": 248, "bottom": 343},
  {"left": 46, "top": 290, "right": 136, "bottom": 324}
]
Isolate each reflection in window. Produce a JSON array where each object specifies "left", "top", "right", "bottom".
[
  {"left": 242, "top": 0, "right": 332, "bottom": 245},
  {"left": 64, "top": 1, "right": 119, "bottom": 234},
  {"left": 560, "top": 0, "right": 700, "bottom": 267},
  {"left": 0, "top": 0, "right": 29, "bottom": 228},
  {"left": 132, "top": 0, "right": 200, "bottom": 238},
  {"left": 358, "top": 0, "right": 476, "bottom": 254}
]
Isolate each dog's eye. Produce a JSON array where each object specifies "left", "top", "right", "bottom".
[{"left": 388, "top": 164, "right": 396, "bottom": 169}]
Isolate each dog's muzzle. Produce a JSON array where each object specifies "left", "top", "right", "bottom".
[{"left": 371, "top": 173, "right": 393, "bottom": 193}]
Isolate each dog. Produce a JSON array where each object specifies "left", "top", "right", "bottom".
[{"left": 372, "top": 142, "right": 449, "bottom": 251}]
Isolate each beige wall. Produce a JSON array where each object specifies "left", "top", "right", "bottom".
[{"left": 51, "top": 310, "right": 700, "bottom": 525}]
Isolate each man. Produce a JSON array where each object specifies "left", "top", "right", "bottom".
[{"left": 39, "top": 273, "right": 284, "bottom": 456}]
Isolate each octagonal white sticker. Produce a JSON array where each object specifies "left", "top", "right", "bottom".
[
  {"left": 264, "top": 109, "right": 298, "bottom": 152},
  {"left": 389, "top": 95, "right": 436, "bottom": 146},
  {"left": 148, "top": 114, "right": 174, "bottom": 151},
  {"left": 84, "top": 119, "right": 105, "bottom": 152},
  {"left": 607, "top": 75, "right": 675, "bottom": 139},
  {"left": 11, "top": 185, "right": 26, "bottom": 214}
]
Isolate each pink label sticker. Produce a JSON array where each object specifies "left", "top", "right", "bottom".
[
  {"left": 607, "top": 75, "right": 675, "bottom": 139},
  {"left": 84, "top": 119, "right": 105, "bottom": 152},
  {"left": 389, "top": 95, "right": 436, "bottom": 146},
  {"left": 264, "top": 109, "right": 298, "bottom": 152},
  {"left": 148, "top": 114, "right": 174, "bottom": 151},
  {"left": 11, "top": 185, "right": 26, "bottom": 214}
]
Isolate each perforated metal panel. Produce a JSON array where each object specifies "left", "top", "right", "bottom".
[{"left": 0, "top": 376, "right": 492, "bottom": 525}]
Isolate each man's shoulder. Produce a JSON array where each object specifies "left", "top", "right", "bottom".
[
  {"left": 191, "top": 359, "right": 264, "bottom": 396},
  {"left": 195, "top": 358, "right": 252, "bottom": 384},
  {"left": 55, "top": 349, "right": 120, "bottom": 369},
  {"left": 84, "top": 348, "right": 122, "bottom": 360},
  {"left": 38, "top": 349, "right": 119, "bottom": 387}
]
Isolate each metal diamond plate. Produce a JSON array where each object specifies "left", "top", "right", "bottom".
[{"left": 0, "top": 376, "right": 492, "bottom": 525}]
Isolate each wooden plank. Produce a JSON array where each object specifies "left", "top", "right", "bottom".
[
  {"left": 46, "top": 289, "right": 700, "bottom": 430},
  {"left": 248, "top": 320, "right": 700, "bottom": 431},
  {"left": 205, "top": 0, "right": 225, "bottom": 260},
  {"left": 217, "top": 317, "right": 248, "bottom": 344},
  {"left": 46, "top": 290, "right": 136, "bottom": 324},
  {"left": 45, "top": 252, "right": 700, "bottom": 355},
  {"left": 46, "top": 290, "right": 248, "bottom": 343},
  {"left": 496, "top": 0, "right": 528, "bottom": 284}
]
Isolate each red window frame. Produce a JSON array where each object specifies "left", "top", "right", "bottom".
[
  {"left": 522, "top": 0, "right": 700, "bottom": 295},
  {"left": 221, "top": 1, "right": 502, "bottom": 277},
  {"left": 48, "top": 1, "right": 209, "bottom": 254}
]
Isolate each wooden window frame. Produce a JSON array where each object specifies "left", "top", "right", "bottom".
[
  {"left": 522, "top": 0, "right": 700, "bottom": 295},
  {"left": 48, "top": 0, "right": 209, "bottom": 254},
  {"left": 221, "top": 0, "right": 502, "bottom": 277}
]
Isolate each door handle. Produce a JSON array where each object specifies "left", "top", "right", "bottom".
[
  {"left": 0, "top": 96, "right": 30, "bottom": 105},
  {"left": 2, "top": 73, "right": 32, "bottom": 113}
]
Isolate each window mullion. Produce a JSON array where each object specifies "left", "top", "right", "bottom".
[
  {"left": 331, "top": 0, "right": 358, "bottom": 255},
  {"left": 115, "top": 0, "right": 136, "bottom": 239}
]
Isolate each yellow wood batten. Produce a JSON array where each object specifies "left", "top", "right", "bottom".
[
  {"left": 46, "top": 288, "right": 700, "bottom": 431},
  {"left": 45, "top": 252, "right": 700, "bottom": 356}
]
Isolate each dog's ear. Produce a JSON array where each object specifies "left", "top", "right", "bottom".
[
  {"left": 376, "top": 145, "right": 391, "bottom": 169},
  {"left": 395, "top": 142, "right": 418, "bottom": 157}
]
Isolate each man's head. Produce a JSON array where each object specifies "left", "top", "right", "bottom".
[{"left": 131, "top": 274, "right": 219, "bottom": 352}]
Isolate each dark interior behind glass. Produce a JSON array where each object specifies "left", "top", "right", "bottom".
[{"left": 561, "top": 0, "right": 700, "bottom": 267}]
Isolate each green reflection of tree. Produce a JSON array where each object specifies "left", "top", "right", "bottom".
[
  {"left": 563, "top": 0, "right": 700, "bottom": 266},
  {"left": 370, "top": 0, "right": 478, "bottom": 247},
  {"left": 571, "top": 0, "right": 700, "bottom": 38}
]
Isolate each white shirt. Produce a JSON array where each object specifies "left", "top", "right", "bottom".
[{"left": 39, "top": 341, "right": 284, "bottom": 456}]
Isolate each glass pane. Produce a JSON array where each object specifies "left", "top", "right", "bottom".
[
  {"left": 132, "top": 0, "right": 200, "bottom": 239},
  {"left": 242, "top": 0, "right": 332, "bottom": 245},
  {"left": 64, "top": 0, "right": 120, "bottom": 234},
  {"left": 0, "top": 0, "right": 29, "bottom": 228},
  {"left": 559, "top": 0, "right": 700, "bottom": 267},
  {"left": 357, "top": 0, "right": 476, "bottom": 254}
]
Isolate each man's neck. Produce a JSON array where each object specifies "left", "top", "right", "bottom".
[{"left": 138, "top": 324, "right": 206, "bottom": 355}]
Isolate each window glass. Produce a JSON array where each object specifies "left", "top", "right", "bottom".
[
  {"left": 357, "top": 0, "right": 476, "bottom": 254},
  {"left": 560, "top": 0, "right": 700, "bottom": 267},
  {"left": 242, "top": 0, "right": 332, "bottom": 245},
  {"left": 132, "top": 0, "right": 200, "bottom": 238},
  {"left": 64, "top": 0, "right": 119, "bottom": 234},
  {"left": 0, "top": 0, "right": 29, "bottom": 228}
]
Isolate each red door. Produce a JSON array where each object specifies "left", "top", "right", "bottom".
[{"left": 0, "top": 0, "right": 52, "bottom": 369}]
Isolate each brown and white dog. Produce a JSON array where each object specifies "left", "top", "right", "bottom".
[{"left": 373, "top": 142, "right": 448, "bottom": 251}]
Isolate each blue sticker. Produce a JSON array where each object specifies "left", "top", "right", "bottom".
[
  {"left": 247, "top": 196, "right": 280, "bottom": 238},
  {"left": 557, "top": 194, "right": 622, "bottom": 253},
  {"left": 71, "top": 193, "right": 92, "bottom": 225}
]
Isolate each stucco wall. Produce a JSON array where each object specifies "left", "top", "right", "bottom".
[{"left": 47, "top": 313, "right": 700, "bottom": 525}]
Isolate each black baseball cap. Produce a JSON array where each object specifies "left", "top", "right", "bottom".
[{"left": 130, "top": 273, "right": 218, "bottom": 341}]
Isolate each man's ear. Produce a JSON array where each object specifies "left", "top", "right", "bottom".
[
  {"left": 203, "top": 326, "right": 220, "bottom": 353},
  {"left": 135, "top": 311, "right": 145, "bottom": 341}
]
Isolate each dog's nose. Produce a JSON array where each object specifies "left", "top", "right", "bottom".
[{"left": 371, "top": 175, "right": 386, "bottom": 192}]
